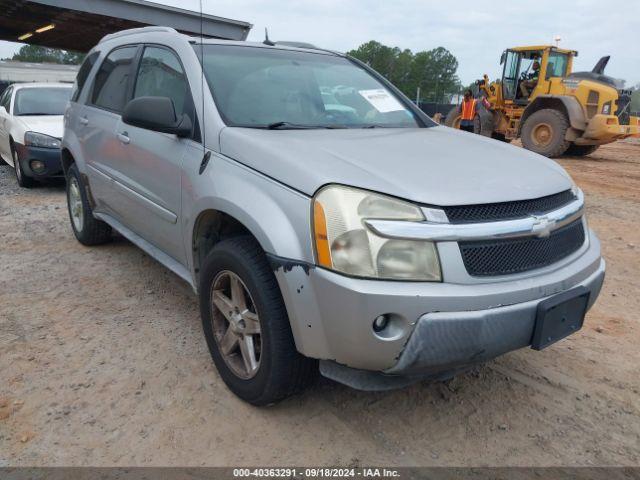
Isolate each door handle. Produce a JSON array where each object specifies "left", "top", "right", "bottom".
[
  {"left": 117, "top": 132, "right": 130, "bottom": 145},
  {"left": 79, "top": 117, "right": 89, "bottom": 126}
]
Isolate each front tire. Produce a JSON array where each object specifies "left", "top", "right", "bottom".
[
  {"left": 444, "top": 106, "right": 461, "bottom": 129},
  {"left": 199, "top": 236, "right": 317, "bottom": 405},
  {"left": 521, "top": 109, "right": 570, "bottom": 157},
  {"left": 11, "top": 143, "right": 35, "bottom": 188},
  {"left": 66, "top": 163, "right": 112, "bottom": 245}
]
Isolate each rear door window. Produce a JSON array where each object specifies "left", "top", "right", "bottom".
[
  {"left": 546, "top": 52, "right": 569, "bottom": 79},
  {"left": 91, "top": 46, "right": 138, "bottom": 113}
]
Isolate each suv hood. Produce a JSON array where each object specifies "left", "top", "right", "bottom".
[{"left": 219, "top": 126, "right": 573, "bottom": 206}]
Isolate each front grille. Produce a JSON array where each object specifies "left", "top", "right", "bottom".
[
  {"left": 616, "top": 91, "right": 631, "bottom": 125},
  {"left": 443, "top": 190, "right": 576, "bottom": 224},
  {"left": 459, "top": 219, "right": 585, "bottom": 276}
]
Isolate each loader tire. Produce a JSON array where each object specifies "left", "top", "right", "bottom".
[
  {"left": 445, "top": 105, "right": 493, "bottom": 137},
  {"left": 474, "top": 104, "right": 494, "bottom": 137},
  {"left": 564, "top": 144, "right": 599, "bottom": 157},
  {"left": 444, "top": 106, "right": 461, "bottom": 129},
  {"left": 521, "top": 109, "right": 570, "bottom": 158}
]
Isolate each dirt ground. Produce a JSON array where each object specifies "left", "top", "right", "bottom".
[{"left": 1, "top": 140, "right": 639, "bottom": 467}]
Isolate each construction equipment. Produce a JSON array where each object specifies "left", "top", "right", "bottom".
[{"left": 445, "top": 46, "right": 640, "bottom": 157}]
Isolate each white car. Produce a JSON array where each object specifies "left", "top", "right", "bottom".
[{"left": 0, "top": 82, "right": 72, "bottom": 187}]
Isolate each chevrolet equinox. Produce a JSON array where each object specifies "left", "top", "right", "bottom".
[{"left": 62, "top": 27, "right": 605, "bottom": 405}]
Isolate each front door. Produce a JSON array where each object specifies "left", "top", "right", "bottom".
[
  {"left": 112, "top": 45, "right": 200, "bottom": 265},
  {"left": 502, "top": 50, "right": 520, "bottom": 101}
]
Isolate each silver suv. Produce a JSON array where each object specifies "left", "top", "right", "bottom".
[{"left": 62, "top": 27, "right": 605, "bottom": 405}]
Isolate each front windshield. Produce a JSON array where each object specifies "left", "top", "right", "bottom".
[
  {"left": 197, "top": 45, "right": 421, "bottom": 129},
  {"left": 14, "top": 87, "right": 72, "bottom": 116}
]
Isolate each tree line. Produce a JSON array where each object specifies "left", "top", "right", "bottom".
[
  {"left": 3, "top": 41, "right": 464, "bottom": 103},
  {"left": 2, "top": 45, "right": 85, "bottom": 65},
  {"left": 347, "top": 40, "right": 463, "bottom": 103},
  {"left": 6, "top": 42, "right": 637, "bottom": 113}
]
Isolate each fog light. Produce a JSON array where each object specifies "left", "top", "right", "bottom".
[
  {"left": 30, "top": 160, "right": 46, "bottom": 173},
  {"left": 373, "top": 314, "right": 389, "bottom": 332}
]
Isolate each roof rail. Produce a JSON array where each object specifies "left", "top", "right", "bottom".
[{"left": 99, "top": 26, "right": 178, "bottom": 44}]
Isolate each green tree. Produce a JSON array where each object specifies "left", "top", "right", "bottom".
[
  {"left": 6, "top": 45, "right": 84, "bottom": 65},
  {"left": 347, "top": 41, "right": 461, "bottom": 102}
]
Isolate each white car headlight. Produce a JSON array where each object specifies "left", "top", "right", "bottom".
[
  {"left": 24, "top": 131, "right": 61, "bottom": 149},
  {"left": 313, "top": 185, "right": 441, "bottom": 281}
]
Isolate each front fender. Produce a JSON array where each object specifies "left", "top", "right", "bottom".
[
  {"left": 184, "top": 151, "right": 314, "bottom": 270},
  {"left": 525, "top": 95, "right": 587, "bottom": 131},
  {"left": 182, "top": 152, "right": 333, "bottom": 357}
]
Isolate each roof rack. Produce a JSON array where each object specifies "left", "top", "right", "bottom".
[
  {"left": 99, "top": 26, "right": 178, "bottom": 44},
  {"left": 272, "top": 41, "right": 341, "bottom": 56}
]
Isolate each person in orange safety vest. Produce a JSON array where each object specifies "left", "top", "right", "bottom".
[{"left": 458, "top": 89, "right": 490, "bottom": 133}]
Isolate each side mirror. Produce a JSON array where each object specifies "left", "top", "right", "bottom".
[
  {"left": 122, "top": 96, "right": 192, "bottom": 137},
  {"left": 500, "top": 51, "right": 506, "bottom": 65}
]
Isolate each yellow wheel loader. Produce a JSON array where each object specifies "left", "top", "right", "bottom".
[{"left": 445, "top": 46, "right": 640, "bottom": 157}]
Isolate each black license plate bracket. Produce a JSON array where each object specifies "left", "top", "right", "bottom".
[{"left": 531, "top": 286, "right": 590, "bottom": 351}]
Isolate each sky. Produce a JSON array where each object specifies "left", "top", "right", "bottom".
[{"left": 1, "top": 0, "right": 638, "bottom": 87}]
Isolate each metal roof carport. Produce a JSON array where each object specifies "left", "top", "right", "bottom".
[{"left": 0, "top": 0, "right": 252, "bottom": 52}]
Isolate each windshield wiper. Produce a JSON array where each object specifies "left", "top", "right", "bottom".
[
  {"left": 266, "top": 121, "right": 345, "bottom": 130},
  {"left": 17, "top": 113, "right": 57, "bottom": 116}
]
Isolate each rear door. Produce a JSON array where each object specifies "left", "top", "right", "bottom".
[
  {"left": 81, "top": 45, "right": 139, "bottom": 217},
  {"left": 112, "top": 45, "right": 199, "bottom": 264}
]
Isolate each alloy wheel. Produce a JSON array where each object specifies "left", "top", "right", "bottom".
[
  {"left": 12, "top": 149, "right": 22, "bottom": 183},
  {"left": 68, "top": 177, "right": 84, "bottom": 233},
  {"left": 210, "top": 270, "right": 262, "bottom": 379}
]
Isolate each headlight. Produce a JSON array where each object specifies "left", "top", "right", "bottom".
[
  {"left": 24, "top": 131, "right": 61, "bottom": 149},
  {"left": 313, "top": 185, "right": 441, "bottom": 281},
  {"left": 602, "top": 101, "right": 611, "bottom": 115}
]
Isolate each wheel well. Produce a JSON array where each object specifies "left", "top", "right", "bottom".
[
  {"left": 192, "top": 210, "right": 257, "bottom": 284},
  {"left": 520, "top": 97, "right": 569, "bottom": 135},
  {"left": 61, "top": 149, "right": 75, "bottom": 175}
]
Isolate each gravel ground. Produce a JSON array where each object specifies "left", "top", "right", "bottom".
[{"left": 1, "top": 140, "right": 639, "bottom": 466}]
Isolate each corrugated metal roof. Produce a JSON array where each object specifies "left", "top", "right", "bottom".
[{"left": 0, "top": 0, "right": 252, "bottom": 52}]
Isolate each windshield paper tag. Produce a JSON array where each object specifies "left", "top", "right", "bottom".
[{"left": 358, "top": 89, "right": 405, "bottom": 113}]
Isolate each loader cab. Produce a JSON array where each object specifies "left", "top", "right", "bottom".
[{"left": 500, "top": 46, "right": 575, "bottom": 105}]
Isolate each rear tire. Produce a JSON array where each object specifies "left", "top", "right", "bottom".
[
  {"left": 199, "top": 235, "right": 317, "bottom": 405},
  {"left": 66, "top": 163, "right": 112, "bottom": 245},
  {"left": 564, "top": 144, "right": 599, "bottom": 157},
  {"left": 521, "top": 109, "right": 570, "bottom": 157},
  {"left": 12, "top": 143, "right": 35, "bottom": 188}
]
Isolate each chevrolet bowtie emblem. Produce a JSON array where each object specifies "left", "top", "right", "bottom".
[{"left": 531, "top": 215, "right": 556, "bottom": 238}]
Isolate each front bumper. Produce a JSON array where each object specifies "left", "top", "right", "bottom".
[
  {"left": 386, "top": 260, "right": 604, "bottom": 377},
  {"left": 14, "top": 143, "right": 63, "bottom": 179},
  {"left": 275, "top": 228, "right": 604, "bottom": 389}
]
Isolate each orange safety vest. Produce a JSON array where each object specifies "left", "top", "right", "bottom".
[{"left": 460, "top": 98, "right": 477, "bottom": 121}]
